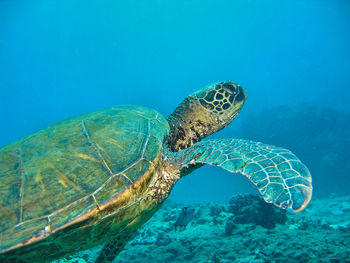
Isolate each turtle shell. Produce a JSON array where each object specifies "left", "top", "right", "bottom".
[{"left": 0, "top": 105, "right": 169, "bottom": 260}]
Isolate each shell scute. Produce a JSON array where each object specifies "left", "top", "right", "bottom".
[
  {"left": 1, "top": 217, "right": 48, "bottom": 252},
  {"left": 50, "top": 195, "right": 96, "bottom": 231}
]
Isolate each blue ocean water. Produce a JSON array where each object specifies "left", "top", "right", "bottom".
[
  {"left": 0, "top": 1, "right": 349, "bottom": 198},
  {"left": 1, "top": 0, "right": 349, "bottom": 204},
  {"left": 0, "top": 1, "right": 350, "bottom": 261}
]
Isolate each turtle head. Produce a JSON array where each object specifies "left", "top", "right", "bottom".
[{"left": 167, "top": 81, "right": 247, "bottom": 151}]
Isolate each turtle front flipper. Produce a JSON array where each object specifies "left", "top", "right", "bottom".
[{"left": 176, "top": 139, "right": 312, "bottom": 212}]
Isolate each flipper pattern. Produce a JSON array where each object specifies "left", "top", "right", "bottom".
[{"left": 178, "top": 139, "right": 312, "bottom": 212}]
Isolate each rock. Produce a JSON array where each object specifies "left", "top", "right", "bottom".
[
  {"left": 229, "top": 194, "right": 287, "bottom": 229},
  {"left": 224, "top": 218, "right": 236, "bottom": 236}
]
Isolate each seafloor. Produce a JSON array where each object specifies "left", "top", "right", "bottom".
[{"left": 56, "top": 194, "right": 350, "bottom": 263}]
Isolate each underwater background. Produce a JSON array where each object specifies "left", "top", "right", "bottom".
[{"left": 1, "top": 0, "right": 350, "bottom": 262}]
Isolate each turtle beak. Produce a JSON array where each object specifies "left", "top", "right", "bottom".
[
  {"left": 221, "top": 82, "right": 247, "bottom": 104},
  {"left": 229, "top": 83, "right": 247, "bottom": 114},
  {"left": 236, "top": 85, "right": 247, "bottom": 102}
]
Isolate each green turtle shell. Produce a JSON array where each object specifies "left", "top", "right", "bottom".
[{"left": 0, "top": 105, "right": 169, "bottom": 260}]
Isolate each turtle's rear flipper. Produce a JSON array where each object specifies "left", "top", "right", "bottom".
[
  {"left": 177, "top": 139, "right": 312, "bottom": 212},
  {"left": 95, "top": 233, "right": 129, "bottom": 263}
]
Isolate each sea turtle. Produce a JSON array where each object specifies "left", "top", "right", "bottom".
[{"left": 0, "top": 81, "right": 312, "bottom": 262}]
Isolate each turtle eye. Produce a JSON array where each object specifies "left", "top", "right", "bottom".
[{"left": 221, "top": 82, "right": 238, "bottom": 95}]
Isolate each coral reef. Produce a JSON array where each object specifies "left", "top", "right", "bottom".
[{"left": 56, "top": 194, "right": 350, "bottom": 263}]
